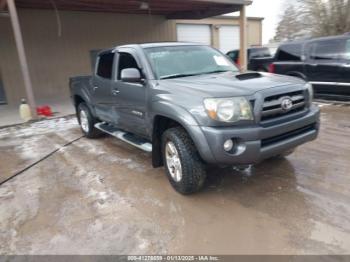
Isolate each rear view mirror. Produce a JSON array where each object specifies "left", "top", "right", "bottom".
[{"left": 121, "top": 68, "right": 142, "bottom": 83}]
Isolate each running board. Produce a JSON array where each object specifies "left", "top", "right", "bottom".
[{"left": 95, "top": 123, "right": 152, "bottom": 152}]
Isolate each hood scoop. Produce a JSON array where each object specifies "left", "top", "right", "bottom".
[{"left": 235, "top": 72, "right": 263, "bottom": 81}]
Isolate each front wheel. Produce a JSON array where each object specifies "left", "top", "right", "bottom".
[{"left": 162, "top": 127, "right": 207, "bottom": 195}]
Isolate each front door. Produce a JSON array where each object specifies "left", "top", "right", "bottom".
[
  {"left": 337, "top": 38, "right": 350, "bottom": 97},
  {"left": 92, "top": 51, "right": 115, "bottom": 122},
  {"left": 111, "top": 50, "right": 148, "bottom": 137}
]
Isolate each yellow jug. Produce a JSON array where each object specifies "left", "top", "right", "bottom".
[{"left": 19, "top": 98, "right": 32, "bottom": 122}]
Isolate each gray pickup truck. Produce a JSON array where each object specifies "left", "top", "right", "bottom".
[{"left": 70, "top": 42, "right": 320, "bottom": 194}]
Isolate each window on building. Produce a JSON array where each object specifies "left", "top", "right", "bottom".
[
  {"left": 96, "top": 52, "right": 115, "bottom": 79},
  {"left": 117, "top": 53, "right": 140, "bottom": 80}
]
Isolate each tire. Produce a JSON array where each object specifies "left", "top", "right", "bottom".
[
  {"left": 77, "top": 103, "right": 102, "bottom": 138},
  {"left": 162, "top": 127, "right": 207, "bottom": 195}
]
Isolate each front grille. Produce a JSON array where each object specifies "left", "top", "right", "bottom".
[
  {"left": 261, "top": 124, "right": 316, "bottom": 148},
  {"left": 261, "top": 91, "right": 306, "bottom": 122}
]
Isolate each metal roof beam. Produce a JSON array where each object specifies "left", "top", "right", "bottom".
[
  {"left": 191, "top": 0, "right": 252, "bottom": 5},
  {"left": 167, "top": 5, "right": 240, "bottom": 19}
]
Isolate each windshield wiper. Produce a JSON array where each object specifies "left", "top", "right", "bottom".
[
  {"left": 160, "top": 70, "right": 233, "bottom": 80},
  {"left": 200, "top": 70, "right": 231, "bottom": 75},
  {"left": 160, "top": 73, "right": 200, "bottom": 80}
]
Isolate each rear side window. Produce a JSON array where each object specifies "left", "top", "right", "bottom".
[
  {"left": 117, "top": 53, "right": 140, "bottom": 80},
  {"left": 227, "top": 51, "right": 239, "bottom": 62},
  {"left": 97, "top": 52, "right": 114, "bottom": 79},
  {"left": 249, "top": 48, "right": 271, "bottom": 59},
  {"left": 276, "top": 44, "right": 302, "bottom": 61},
  {"left": 309, "top": 39, "right": 344, "bottom": 60}
]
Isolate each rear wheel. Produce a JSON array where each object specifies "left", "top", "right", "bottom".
[
  {"left": 162, "top": 127, "right": 206, "bottom": 195},
  {"left": 77, "top": 103, "right": 102, "bottom": 138}
]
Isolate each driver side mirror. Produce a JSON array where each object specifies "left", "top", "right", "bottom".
[{"left": 121, "top": 68, "right": 142, "bottom": 83}]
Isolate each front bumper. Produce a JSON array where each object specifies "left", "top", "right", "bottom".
[{"left": 192, "top": 105, "right": 320, "bottom": 165}]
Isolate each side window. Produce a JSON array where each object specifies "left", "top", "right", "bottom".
[
  {"left": 117, "top": 52, "right": 140, "bottom": 80},
  {"left": 250, "top": 48, "right": 271, "bottom": 59},
  {"left": 227, "top": 51, "right": 239, "bottom": 62},
  {"left": 310, "top": 39, "right": 344, "bottom": 60},
  {"left": 276, "top": 44, "right": 302, "bottom": 61},
  {"left": 343, "top": 39, "right": 350, "bottom": 60},
  {"left": 96, "top": 52, "right": 115, "bottom": 79}
]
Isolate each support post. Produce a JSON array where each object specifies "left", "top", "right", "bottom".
[
  {"left": 7, "top": 0, "right": 37, "bottom": 118},
  {"left": 239, "top": 5, "right": 248, "bottom": 72}
]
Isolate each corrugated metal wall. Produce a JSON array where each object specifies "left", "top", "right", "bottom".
[{"left": 0, "top": 9, "right": 175, "bottom": 105}]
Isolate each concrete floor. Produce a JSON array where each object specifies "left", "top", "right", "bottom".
[
  {"left": 0, "top": 98, "right": 75, "bottom": 127},
  {"left": 0, "top": 103, "right": 349, "bottom": 255}
]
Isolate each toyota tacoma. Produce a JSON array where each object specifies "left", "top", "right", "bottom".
[{"left": 70, "top": 42, "right": 320, "bottom": 194}]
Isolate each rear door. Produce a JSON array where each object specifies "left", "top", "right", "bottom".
[
  {"left": 305, "top": 38, "right": 345, "bottom": 96},
  {"left": 92, "top": 51, "right": 116, "bottom": 122},
  {"left": 337, "top": 38, "right": 350, "bottom": 96},
  {"left": 110, "top": 49, "right": 148, "bottom": 137}
]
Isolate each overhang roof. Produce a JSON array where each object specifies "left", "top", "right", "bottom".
[{"left": 1, "top": 0, "right": 252, "bottom": 19}]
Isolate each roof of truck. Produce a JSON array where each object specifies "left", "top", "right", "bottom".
[
  {"left": 122, "top": 42, "right": 206, "bottom": 49},
  {"left": 98, "top": 42, "right": 208, "bottom": 55},
  {"left": 280, "top": 34, "right": 350, "bottom": 47}
]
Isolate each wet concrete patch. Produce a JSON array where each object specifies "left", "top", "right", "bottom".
[{"left": 0, "top": 104, "right": 349, "bottom": 254}]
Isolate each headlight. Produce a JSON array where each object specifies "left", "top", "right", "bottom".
[
  {"left": 204, "top": 97, "right": 253, "bottom": 123},
  {"left": 305, "top": 82, "right": 314, "bottom": 104}
]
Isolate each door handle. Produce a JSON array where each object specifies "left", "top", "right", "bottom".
[
  {"left": 112, "top": 89, "right": 120, "bottom": 95},
  {"left": 93, "top": 86, "right": 99, "bottom": 90}
]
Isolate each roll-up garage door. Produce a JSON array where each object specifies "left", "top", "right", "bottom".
[
  {"left": 176, "top": 24, "right": 211, "bottom": 46},
  {"left": 219, "top": 25, "right": 240, "bottom": 54}
]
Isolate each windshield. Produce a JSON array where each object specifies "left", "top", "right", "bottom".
[{"left": 144, "top": 45, "right": 239, "bottom": 80}]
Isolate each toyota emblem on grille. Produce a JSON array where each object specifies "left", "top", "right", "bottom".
[{"left": 281, "top": 97, "right": 293, "bottom": 111}]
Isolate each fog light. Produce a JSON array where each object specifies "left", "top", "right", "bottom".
[{"left": 223, "top": 139, "right": 234, "bottom": 152}]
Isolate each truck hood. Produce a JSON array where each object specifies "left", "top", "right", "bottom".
[{"left": 160, "top": 71, "right": 305, "bottom": 98}]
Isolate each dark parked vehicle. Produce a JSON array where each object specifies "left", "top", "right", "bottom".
[
  {"left": 248, "top": 55, "right": 275, "bottom": 72},
  {"left": 70, "top": 42, "right": 320, "bottom": 194},
  {"left": 227, "top": 47, "right": 272, "bottom": 69},
  {"left": 252, "top": 35, "right": 350, "bottom": 99}
]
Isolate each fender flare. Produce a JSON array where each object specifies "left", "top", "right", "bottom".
[
  {"left": 73, "top": 86, "right": 96, "bottom": 116},
  {"left": 150, "top": 101, "right": 216, "bottom": 166}
]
